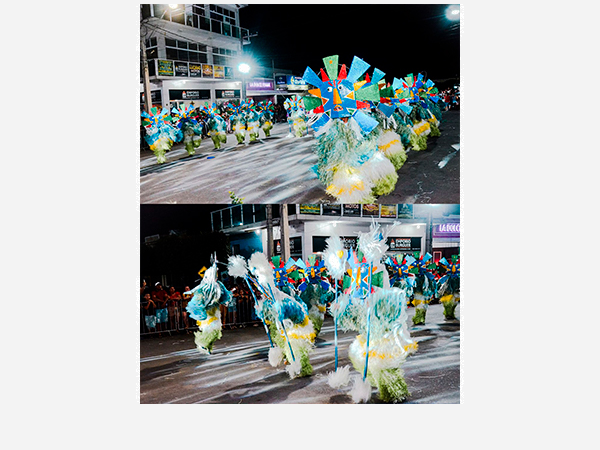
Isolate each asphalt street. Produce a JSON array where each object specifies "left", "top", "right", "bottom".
[
  {"left": 139, "top": 302, "right": 460, "bottom": 404},
  {"left": 140, "top": 111, "right": 460, "bottom": 204}
]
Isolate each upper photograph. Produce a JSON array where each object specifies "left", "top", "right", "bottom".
[{"left": 139, "top": 4, "right": 460, "bottom": 204}]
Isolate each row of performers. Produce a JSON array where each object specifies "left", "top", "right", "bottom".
[
  {"left": 183, "top": 224, "right": 459, "bottom": 403},
  {"left": 140, "top": 99, "right": 302, "bottom": 164}
]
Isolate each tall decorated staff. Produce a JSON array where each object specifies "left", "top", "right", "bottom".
[
  {"left": 202, "top": 102, "right": 228, "bottom": 149},
  {"left": 322, "top": 234, "right": 352, "bottom": 388},
  {"left": 141, "top": 106, "right": 181, "bottom": 164},
  {"left": 184, "top": 256, "right": 235, "bottom": 355},
  {"left": 233, "top": 252, "right": 316, "bottom": 379},
  {"left": 302, "top": 55, "right": 398, "bottom": 203},
  {"left": 171, "top": 104, "right": 203, "bottom": 156},
  {"left": 335, "top": 223, "right": 417, "bottom": 403},
  {"left": 407, "top": 252, "right": 438, "bottom": 325},
  {"left": 257, "top": 101, "right": 274, "bottom": 137},
  {"left": 437, "top": 254, "right": 460, "bottom": 320},
  {"left": 244, "top": 100, "right": 261, "bottom": 142},
  {"left": 227, "top": 101, "right": 247, "bottom": 145},
  {"left": 294, "top": 255, "right": 332, "bottom": 336},
  {"left": 283, "top": 95, "right": 307, "bottom": 137}
]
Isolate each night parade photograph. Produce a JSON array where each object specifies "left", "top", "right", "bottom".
[{"left": 5, "top": 0, "right": 598, "bottom": 448}]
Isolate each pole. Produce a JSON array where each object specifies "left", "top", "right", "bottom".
[
  {"left": 266, "top": 205, "right": 274, "bottom": 259},
  {"left": 426, "top": 211, "right": 433, "bottom": 255},
  {"left": 140, "top": 33, "right": 152, "bottom": 113},
  {"left": 280, "top": 204, "right": 290, "bottom": 261}
]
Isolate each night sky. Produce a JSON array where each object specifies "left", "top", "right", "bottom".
[{"left": 239, "top": 3, "right": 460, "bottom": 83}]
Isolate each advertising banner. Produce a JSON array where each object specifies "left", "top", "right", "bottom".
[{"left": 158, "top": 60, "right": 174, "bottom": 76}]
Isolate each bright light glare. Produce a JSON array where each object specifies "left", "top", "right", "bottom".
[
  {"left": 238, "top": 63, "right": 251, "bottom": 74},
  {"left": 445, "top": 5, "right": 460, "bottom": 20},
  {"left": 169, "top": 4, "right": 179, "bottom": 9}
]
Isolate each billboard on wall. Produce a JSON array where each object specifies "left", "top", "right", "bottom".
[
  {"left": 342, "top": 204, "right": 361, "bottom": 216},
  {"left": 214, "top": 65, "right": 225, "bottom": 78},
  {"left": 397, "top": 204, "right": 414, "bottom": 219},
  {"left": 174, "top": 62, "right": 188, "bottom": 77},
  {"left": 158, "top": 60, "right": 174, "bottom": 76},
  {"left": 202, "top": 64, "right": 213, "bottom": 77},
  {"left": 387, "top": 237, "right": 422, "bottom": 252},
  {"left": 189, "top": 63, "right": 202, "bottom": 77},
  {"left": 322, "top": 204, "right": 341, "bottom": 216},
  {"left": 362, "top": 204, "right": 379, "bottom": 216},
  {"left": 380, "top": 205, "right": 397, "bottom": 218},
  {"left": 299, "top": 204, "right": 320, "bottom": 215}
]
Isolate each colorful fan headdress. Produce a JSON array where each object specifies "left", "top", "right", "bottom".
[
  {"left": 302, "top": 55, "right": 381, "bottom": 134},
  {"left": 141, "top": 106, "right": 172, "bottom": 129}
]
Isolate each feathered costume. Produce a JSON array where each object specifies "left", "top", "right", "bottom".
[
  {"left": 171, "top": 104, "right": 202, "bottom": 156},
  {"left": 257, "top": 101, "right": 274, "bottom": 137},
  {"left": 228, "top": 253, "right": 316, "bottom": 379},
  {"left": 407, "top": 252, "right": 438, "bottom": 325},
  {"left": 244, "top": 101, "right": 261, "bottom": 142},
  {"left": 141, "top": 107, "right": 181, "bottom": 164},
  {"left": 283, "top": 95, "right": 307, "bottom": 137},
  {"left": 184, "top": 259, "right": 235, "bottom": 355},
  {"left": 331, "top": 223, "right": 417, "bottom": 403},
  {"left": 302, "top": 55, "right": 398, "bottom": 203},
  {"left": 391, "top": 73, "right": 442, "bottom": 151},
  {"left": 295, "top": 255, "right": 332, "bottom": 336},
  {"left": 227, "top": 101, "right": 247, "bottom": 145},
  {"left": 436, "top": 254, "right": 460, "bottom": 320},
  {"left": 202, "top": 102, "right": 228, "bottom": 149}
]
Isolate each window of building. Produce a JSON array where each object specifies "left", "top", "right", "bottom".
[
  {"left": 144, "top": 37, "right": 158, "bottom": 60},
  {"left": 165, "top": 38, "right": 208, "bottom": 64}
]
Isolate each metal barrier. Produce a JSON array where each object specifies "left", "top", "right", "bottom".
[{"left": 140, "top": 296, "right": 260, "bottom": 336}]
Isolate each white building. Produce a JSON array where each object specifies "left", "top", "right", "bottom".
[{"left": 140, "top": 4, "right": 307, "bottom": 110}]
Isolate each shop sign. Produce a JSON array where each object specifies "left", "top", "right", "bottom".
[
  {"left": 322, "top": 204, "right": 341, "bottom": 216},
  {"left": 214, "top": 65, "right": 225, "bottom": 78},
  {"left": 274, "top": 236, "right": 302, "bottom": 255},
  {"left": 312, "top": 236, "right": 357, "bottom": 253},
  {"left": 247, "top": 79, "right": 274, "bottom": 90},
  {"left": 342, "top": 204, "right": 361, "bottom": 216},
  {"left": 215, "top": 89, "right": 240, "bottom": 99},
  {"left": 169, "top": 89, "right": 210, "bottom": 100},
  {"left": 158, "top": 60, "right": 174, "bottom": 76},
  {"left": 140, "top": 90, "right": 162, "bottom": 104},
  {"left": 189, "top": 64, "right": 202, "bottom": 77},
  {"left": 362, "top": 204, "right": 379, "bottom": 216},
  {"left": 224, "top": 66, "right": 233, "bottom": 79},
  {"left": 433, "top": 222, "right": 460, "bottom": 238},
  {"left": 381, "top": 205, "right": 397, "bottom": 218},
  {"left": 202, "top": 64, "right": 213, "bottom": 77},
  {"left": 387, "top": 237, "right": 422, "bottom": 252},
  {"left": 299, "top": 204, "right": 320, "bottom": 215},
  {"left": 286, "top": 75, "right": 308, "bottom": 90},
  {"left": 275, "top": 75, "right": 287, "bottom": 86},
  {"left": 397, "top": 204, "right": 414, "bottom": 219},
  {"left": 175, "top": 62, "right": 188, "bottom": 77}
]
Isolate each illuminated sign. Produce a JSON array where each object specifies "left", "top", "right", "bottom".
[
  {"left": 433, "top": 222, "right": 460, "bottom": 238},
  {"left": 247, "top": 79, "right": 274, "bottom": 90}
]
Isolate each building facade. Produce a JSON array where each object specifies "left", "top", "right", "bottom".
[
  {"left": 140, "top": 4, "right": 308, "bottom": 109},
  {"left": 211, "top": 204, "right": 460, "bottom": 263}
]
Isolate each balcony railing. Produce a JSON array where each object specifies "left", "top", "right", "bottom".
[{"left": 142, "top": 6, "right": 251, "bottom": 43}]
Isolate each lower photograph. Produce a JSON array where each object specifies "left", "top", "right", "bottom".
[{"left": 140, "top": 203, "right": 460, "bottom": 404}]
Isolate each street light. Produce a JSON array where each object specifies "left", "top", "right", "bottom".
[
  {"left": 445, "top": 5, "right": 460, "bottom": 20},
  {"left": 238, "top": 62, "right": 251, "bottom": 102}
]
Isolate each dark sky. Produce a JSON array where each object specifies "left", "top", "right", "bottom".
[{"left": 239, "top": 3, "right": 460, "bottom": 82}]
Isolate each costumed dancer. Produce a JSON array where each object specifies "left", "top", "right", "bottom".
[
  {"left": 321, "top": 233, "right": 352, "bottom": 388},
  {"left": 339, "top": 223, "right": 417, "bottom": 403},
  {"left": 202, "top": 102, "right": 228, "bottom": 149},
  {"left": 417, "top": 75, "right": 443, "bottom": 137},
  {"left": 245, "top": 100, "right": 261, "bottom": 142},
  {"left": 408, "top": 252, "right": 438, "bottom": 325},
  {"left": 392, "top": 73, "right": 437, "bottom": 151},
  {"left": 228, "top": 101, "right": 247, "bottom": 145},
  {"left": 247, "top": 252, "right": 316, "bottom": 379},
  {"left": 141, "top": 106, "right": 181, "bottom": 164},
  {"left": 302, "top": 55, "right": 398, "bottom": 203},
  {"left": 257, "top": 101, "right": 274, "bottom": 137},
  {"left": 184, "top": 256, "right": 235, "bottom": 355},
  {"left": 437, "top": 254, "right": 460, "bottom": 320},
  {"left": 283, "top": 95, "right": 307, "bottom": 137},
  {"left": 270, "top": 256, "right": 300, "bottom": 296},
  {"left": 171, "top": 104, "right": 203, "bottom": 156},
  {"left": 294, "top": 255, "right": 332, "bottom": 336}
]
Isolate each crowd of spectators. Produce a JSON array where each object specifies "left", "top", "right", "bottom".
[
  {"left": 140, "top": 277, "right": 257, "bottom": 335},
  {"left": 440, "top": 87, "right": 460, "bottom": 111}
]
